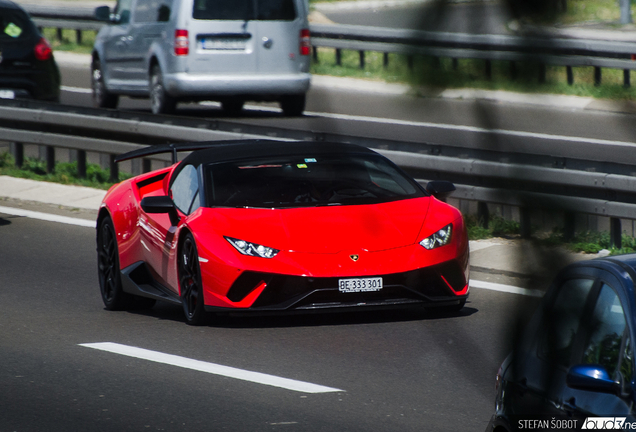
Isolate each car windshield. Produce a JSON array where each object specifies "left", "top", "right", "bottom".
[
  {"left": 205, "top": 153, "right": 425, "bottom": 208},
  {"left": 192, "top": 0, "right": 296, "bottom": 21},
  {"left": 0, "top": 8, "right": 33, "bottom": 41}
]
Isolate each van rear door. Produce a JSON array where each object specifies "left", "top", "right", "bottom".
[
  {"left": 253, "top": 0, "right": 306, "bottom": 76},
  {"left": 188, "top": 0, "right": 258, "bottom": 76}
]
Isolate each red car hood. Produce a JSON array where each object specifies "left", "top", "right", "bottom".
[{"left": 198, "top": 197, "right": 431, "bottom": 254}]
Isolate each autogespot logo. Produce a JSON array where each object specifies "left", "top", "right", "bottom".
[{"left": 582, "top": 418, "right": 627, "bottom": 430}]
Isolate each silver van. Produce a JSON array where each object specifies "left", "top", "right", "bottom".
[{"left": 92, "top": 0, "right": 311, "bottom": 115}]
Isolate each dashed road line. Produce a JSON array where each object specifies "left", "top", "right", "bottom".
[
  {"left": 469, "top": 279, "right": 544, "bottom": 297},
  {"left": 80, "top": 342, "right": 344, "bottom": 394},
  {"left": 0, "top": 205, "right": 95, "bottom": 228}
]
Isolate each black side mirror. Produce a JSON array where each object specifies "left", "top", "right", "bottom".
[
  {"left": 566, "top": 364, "right": 621, "bottom": 396},
  {"left": 94, "top": 6, "right": 112, "bottom": 22},
  {"left": 426, "top": 180, "right": 456, "bottom": 202},
  {"left": 141, "top": 196, "right": 180, "bottom": 226}
]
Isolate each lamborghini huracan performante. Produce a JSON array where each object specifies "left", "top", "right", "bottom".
[{"left": 96, "top": 140, "right": 470, "bottom": 325}]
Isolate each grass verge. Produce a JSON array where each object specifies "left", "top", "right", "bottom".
[
  {"left": 0, "top": 152, "right": 130, "bottom": 190},
  {"left": 311, "top": 48, "right": 636, "bottom": 100},
  {"left": 466, "top": 213, "right": 636, "bottom": 255}
]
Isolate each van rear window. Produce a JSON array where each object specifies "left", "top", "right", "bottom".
[{"left": 193, "top": 0, "right": 296, "bottom": 21}]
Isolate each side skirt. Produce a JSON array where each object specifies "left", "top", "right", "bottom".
[{"left": 120, "top": 261, "right": 181, "bottom": 306}]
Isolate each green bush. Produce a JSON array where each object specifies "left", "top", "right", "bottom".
[{"left": 0, "top": 152, "right": 130, "bottom": 189}]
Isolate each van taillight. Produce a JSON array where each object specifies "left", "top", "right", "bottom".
[
  {"left": 300, "top": 29, "right": 310, "bottom": 56},
  {"left": 175, "top": 29, "right": 189, "bottom": 56},
  {"left": 34, "top": 38, "right": 52, "bottom": 61}
]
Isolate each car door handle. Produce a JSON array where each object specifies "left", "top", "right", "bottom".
[
  {"left": 550, "top": 397, "right": 576, "bottom": 413},
  {"left": 562, "top": 398, "right": 576, "bottom": 413}
]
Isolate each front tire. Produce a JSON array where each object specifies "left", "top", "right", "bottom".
[
  {"left": 221, "top": 99, "right": 244, "bottom": 115},
  {"left": 92, "top": 58, "right": 118, "bottom": 109},
  {"left": 178, "top": 233, "right": 208, "bottom": 326},
  {"left": 97, "top": 216, "right": 130, "bottom": 310},
  {"left": 150, "top": 64, "right": 176, "bottom": 115}
]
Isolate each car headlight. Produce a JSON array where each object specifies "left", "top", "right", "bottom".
[
  {"left": 419, "top": 224, "right": 452, "bottom": 250},
  {"left": 225, "top": 237, "right": 280, "bottom": 259}
]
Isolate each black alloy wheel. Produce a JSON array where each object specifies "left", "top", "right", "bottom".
[
  {"left": 97, "top": 216, "right": 130, "bottom": 310},
  {"left": 179, "top": 233, "right": 208, "bottom": 325},
  {"left": 91, "top": 58, "right": 119, "bottom": 109}
]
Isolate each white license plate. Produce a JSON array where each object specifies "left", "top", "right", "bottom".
[
  {"left": 0, "top": 90, "right": 15, "bottom": 99},
  {"left": 338, "top": 277, "right": 383, "bottom": 293},
  {"left": 200, "top": 38, "right": 246, "bottom": 51}
]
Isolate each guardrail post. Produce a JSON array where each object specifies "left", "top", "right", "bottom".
[
  {"left": 109, "top": 154, "right": 118, "bottom": 183},
  {"left": 56, "top": 27, "right": 63, "bottom": 41},
  {"left": 566, "top": 66, "right": 573, "bottom": 85},
  {"left": 312, "top": 46, "right": 318, "bottom": 63},
  {"left": 510, "top": 61, "right": 516, "bottom": 80},
  {"left": 477, "top": 202, "right": 489, "bottom": 228},
  {"left": 485, "top": 60, "right": 492, "bottom": 80},
  {"left": 624, "top": 70, "right": 630, "bottom": 88},
  {"left": 45, "top": 146, "right": 55, "bottom": 173},
  {"left": 452, "top": 58, "right": 458, "bottom": 71},
  {"left": 76, "top": 29, "right": 82, "bottom": 45},
  {"left": 563, "top": 211, "right": 575, "bottom": 241},
  {"left": 143, "top": 158, "right": 152, "bottom": 173},
  {"left": 383, "top": 52, "right": 389, "bottom": 68},
  {"left": 594, "top": 67, "right": 602, "bottom": 86},
  {"left": 77, "top": 150, "right": 87, "bottom": 179},
  {"left": 131, "top": 159, "right": 141, "bottom": 176},
  {"left": 610, "top": 217, "right": 622, "bottom": 249},
  {"left": 11, "top": 143, "right": 23, "bottom": 168},
  {"left": 359, "top": 50, "right": 365, "bottom": 69},
  {"left": 520, "top": 207, "right": 531, "bottom": 239},
  {"left": 335, "top": 49, "right": 342, "bottom": 66}
]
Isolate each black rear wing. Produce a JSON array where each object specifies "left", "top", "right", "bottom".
[{"left": 114, "top": 140, "right": 266, "bottom": 164}]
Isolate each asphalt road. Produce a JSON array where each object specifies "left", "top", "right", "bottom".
[
  {"left": 60, "top": 64, "right": 636, "bottom": 169},
  {"left": 0, "top": 210, "right": 540, "bottom": 431}
]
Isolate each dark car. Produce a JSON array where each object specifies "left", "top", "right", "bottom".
[
  {"left": 490, "top": 254, "right": 636, "bottom": 431},
  {"left": 0, "top": 0, "right": 60, "bottom": 102}
]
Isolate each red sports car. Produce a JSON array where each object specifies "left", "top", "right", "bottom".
[{"left": 97, "top": 140, "right": 469, "bottom": 325}]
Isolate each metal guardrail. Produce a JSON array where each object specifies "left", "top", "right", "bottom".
[
  {"left": 1, "top": 99, "right": 636, "bottom": 247},
  {"left": 24, "top": 5, "right": 636, "bottom": 86}
]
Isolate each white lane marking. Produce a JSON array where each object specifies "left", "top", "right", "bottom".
[
  {"left": 61, "top": 85, "right": 92, "bottom": 94},
  {"left": 0, "top": 205, "right": 95, "bottom": 228},
  {"left": 61, "top": 86, "right": 636, "bottom": 148},
  {"left": 80, "top": 342, "right": 344, "bottom": 394},
  {"left": 469, "top": 279, "right": 544, "bottom": 298},
  {"left": 302, "top": 111, "right": 636, "bottom": 148}
]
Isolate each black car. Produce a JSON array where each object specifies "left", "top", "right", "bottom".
[
  {"left": 490, "top": 254, "right": 636, "bottom": 431},
  {"left": 0, "top": 0, "right": 60, "bottom": 101}
]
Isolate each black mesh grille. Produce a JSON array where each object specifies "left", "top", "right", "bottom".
[{"left": 228, "top": 260, "right": 467, "bottom": 310}]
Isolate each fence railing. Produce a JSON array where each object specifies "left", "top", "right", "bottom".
[
  {"left": 2, "top": 99, "right": 636, "bottom": 248},
  {"left": 24, "top": 5, "right": 636, "bottom": 86}
]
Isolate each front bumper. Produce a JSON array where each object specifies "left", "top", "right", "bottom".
[{"left": 204, "top": 260, "right": 469, "bottom": 313}]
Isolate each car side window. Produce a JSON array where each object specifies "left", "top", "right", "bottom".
[
  {"left": 134, "top": 0, "right": 172, "bottom": 22},
  {"left": 581, "top": 284, "right": 630, "bottom": 381},
  {"left": 171, "top": 165, "right": 200, "bottom": 215},
  {"left": 115, "top": 0, "right": 133, "bottom": 24},
  {"left": 540, "top": 278, "right": 595, "bottom": 367}
]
